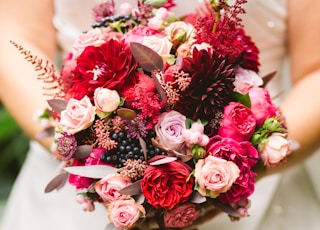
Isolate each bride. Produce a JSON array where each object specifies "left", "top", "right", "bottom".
[{"left": 1, "top": 0, "right": 320, "bottom": 229}]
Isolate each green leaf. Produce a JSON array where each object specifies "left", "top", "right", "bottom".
[
  {"left": 233, "top": 92, "right": 251, "bottom": 108},
  {"left": 130, "top": 42, "right": 163, "bottom": 72}
]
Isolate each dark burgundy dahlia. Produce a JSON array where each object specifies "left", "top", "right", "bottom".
[
  {"left": 173, "top": 48, "right": 235, "bottom": 134},
  {"left": 66, "top": 39, "right": 138, "bottom": 100}
]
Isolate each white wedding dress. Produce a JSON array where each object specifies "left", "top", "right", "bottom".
[{"left": 1, "top": 0, "right": 320, "bottom": 230}]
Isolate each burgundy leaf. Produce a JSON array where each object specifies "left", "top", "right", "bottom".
[
  {"left": 190, "top": 191, "right": 207, "bottom": 204},
  {"left": 130, "top": 42, "right": 163, "bottom": 72},
  {"left": 211, "top": 198, "right": 240, "bottom": 217},
  {"left": 44, "top": 172, "right": 69, "bottom": 193},
  {"left": 262, "top": 71, "right": 277, "bottom": 87},
  {"left": 72, "top": 145, "right": 93, "bottom": 159},
  {"left": 119, "top": 180, "right": 142, "bottom": 195},
  {"left": 139, "top": 137, "right": 147, "bottom": 161},
  {"left": 63, "top": 165, "right": 117, "bottom": 178},
  {"left": 116, "top": 108, "right": 137, "bottom": 120},
  {"left": 47, "top": 98, "right": 68, "bottom": 114},
  {"left": 35, "top": 127, "right": 54, "bottom": 139}
]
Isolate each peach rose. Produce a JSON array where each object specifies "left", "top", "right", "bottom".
[
  {"left": 259, "top": 133, "right": 291, "bottom": 167},
  {"left": 93, "top": 87, "right": 120, "bottom": 114},
  {"left": 59, "top": 96, "right": 95, "bottom": 134},
  {"left": 194, "top": 155, "right": 240, "bottom": 198},
  {"left": 108, "top": 199, "right": 146, "bottom": 229},
  {"left": 165, "top": 21, "right": 195, "bottom": 43},
  {"left": 72, "top": 28, "right": 105, "bottom": 57},
  {"left": 95, "top": 173, "right": 132, "bottom": 203}
]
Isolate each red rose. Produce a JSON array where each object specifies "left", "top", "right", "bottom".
[
  {"left": 218, "top": 102, "right": 256, "bottom": 141},
  {"left": 140, "top": 155, "right": 194, "bottom": 210},
  {"left": 206, "top": 135, "right": 259, "bottom": 203},
  {"left": 67, "top": 39, "right": 138, "bottom": 100}
]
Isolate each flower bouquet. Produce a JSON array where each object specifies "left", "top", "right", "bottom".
[{"left": 15, "top": 0, "right": 294, "bottom": 229}]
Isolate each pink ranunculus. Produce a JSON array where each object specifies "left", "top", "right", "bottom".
[
  {"left": 142, "top": 35, "right": 173, "bottom": 57},
  {"left": 164, "top": 203, "right": 200, "bottom": 228},
  {"left": 122, "top": 26, "right": 163, "bottom": 44},
  {"left": 59, "top": 96, "right": 95, "bottom": 134},
  {"left": 259, "top": 133, "right": 291, "bottom": 167},
  {"left": 233, "top": 67, "right": 263, "bottom": 94},
  {"left": 248, "top": 87, "right": 280, "bottom": 127},
  {"left": 68, "top": 147, "right": 108, "bottom": 190},
  {"left": 94, "top": 173, "right": 132, "bottom": 203},
  {"left": 93, "top": 87, "right": 120, "bottom": 113},
  {"left": 155, "top": 110, "right": 186, "bottom": 152},
  {"left": 118, "top": 2, "right": 133, "bottom": 16},
  {"left": 72, "top": 28, "right": 106, "bottom": 57},
  {"left": 108, "top": 199, "right": 146, "bottom": 229},
  {"left": 218, "top": 102, "right": 256, "bottom": 142},
  {"left": 206, "top": 135, "right": 259, "bottom": 203},
  {"left": 76, "top": 194, "right": 95, "bottom": 212},
  {"left": 194, "top": 155, "right": 240, "bottom": 198}
]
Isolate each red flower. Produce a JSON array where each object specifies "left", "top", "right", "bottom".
[
  {"left": 206, "top": 135, "right": 259, "bottom": 203},
  {"left": 140, "top": 155, "right": 194, "bottom": 210},
  {"left": 66, "top": 39, "right": 138, "bottom": 100}
]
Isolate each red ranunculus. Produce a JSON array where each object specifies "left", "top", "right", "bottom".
[
  {"left": 66, "top": 39, "right": 138, "bottom": 100},
  {"left": 218, "top": 102, "right": 256, "bottom": 141},
  {"left": 206, "top": 135, "right": 259, "bottom": 203},
  {"left": 140, "top": 155, "right": 194, "bottom": 210}
]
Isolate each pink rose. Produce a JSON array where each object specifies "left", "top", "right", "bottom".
[
  {"left": 259, "top": 133, "right": 291, "bottom": 167},
  {"left": 142, "top": 35, "right": 173, "bottom": 57},
  {"left": 194, "top": 155, "right": 240, "bottom": 198},
  {"left": 164, "top": 203, "right": 200, "bottom": 228},
  {"left": 218, "top": 102, "right": 256, "bottom": 141},
  {"left": 72, "top": 28, "right": 105, "bottom": 57},
  {"left": 59, "top": 96, "right": 95, "bottom": 134},
  {"left": 95, "top": 173, "right": 132, "bottom": 203},
  {"left": 206, "top": 135, "right": 259, "bottom": 203},
  {"left": 94, "top": 87, "right": 120, "bottom": 113},
  {"left": 248, "top": 87, "right": 280, "bottom": 127},
  {"left": 233, "top": 67, "right": 263, "bottom": 94},
  {"left": 155, "top": 110, "right": 186, "bottom": 152},
  {"left": 108, "top": 199, "right": 146, "bottom": 229}
]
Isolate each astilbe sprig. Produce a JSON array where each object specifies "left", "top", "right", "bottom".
[
  {"left": 93, "top": 119, "right": 118, "bottom": 150},
  {"left": 10, "top": 41, "right": 65, "bottom": 98}
]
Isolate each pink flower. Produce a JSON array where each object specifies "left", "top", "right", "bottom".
[
  {"left": 59, "top": 96, "right": 95, "bottom": 134},
  {"left": 206, "top": 136, "right": 259, "bottom": 203},
  {"left": 164, "top": 203, "right": 200, "bottom": 228},
  {"left": 76, "top": 194, "right": 95, "bottom": 212},
  {"left": 155, "top": 110, "right": 186, "bottom": 153},
  {"left": 68, "top": 148, "right": 108, "bottom": 190},
  {"left": 122, "top": 26, "right": 163, "bottom": 44},
  {"left": 119, "top": 2, "right": 132, "bottom": 16},
  {"left": 94, "top": 173, "right": 132, "bottom": 203},
  {"left": 108, "top": 199, "right": 146, "bottom": 229},
  {"left": 165, "top": 21, "right": 195, "bottom": 43},
  {"left": 142, "top": 35, "right": 173, "bottom": 57},
  {"left": 72, "top": 28, "right": 106, "bottom": 57},
  {"left": 233, "top": 67, "right": 263, "bottom": 94},
  {"left": 93, "top": 87, "right": 120, "bottom": 113},
  {"left": 194, "top": 155, "right": 240, "bottom": 198},
  {"left": 248, "top": 87, "right": 280, "bottom": 127},
  {"left": 259, "top": 133, "right": 291, "bottom": 167},
  {"left": 182, "top": 122, "right": 209, "bottom": 147},
  {"left": 218, "top": 102, "right": 256, "bottom": 142}
]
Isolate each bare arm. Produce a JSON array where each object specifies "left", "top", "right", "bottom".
[
  {"left": 0, "top": 0, "right": 57, "bottom": 149},
  {"left": 261, "top": 0, "right": 320, "bottom": 176}
]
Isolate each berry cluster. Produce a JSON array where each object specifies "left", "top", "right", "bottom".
[{"left": 100, "top": 130, "right": 166, "bottom": 168}]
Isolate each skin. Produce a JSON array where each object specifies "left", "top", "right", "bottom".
[{"left": 0, "top": 0, "right": 319, "bottom": 175}]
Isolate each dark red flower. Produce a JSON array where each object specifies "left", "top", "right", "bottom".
[
  {"left": 206, "top": 135, "right": 259, "bottom": 203},
  {"left": 66, "top": 39, "right": 138, "bottom": 100},
  {"left": 140, "top": 155, "right": 194, "bottom": 210}
]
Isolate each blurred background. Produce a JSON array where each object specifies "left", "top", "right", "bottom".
[{"left": 0, "top": 103, "right": 29, "bottom": 218}]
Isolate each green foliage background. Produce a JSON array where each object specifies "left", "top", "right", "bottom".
[{"left": 0, "top": 103, "right": 29, "bottom": 201}]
